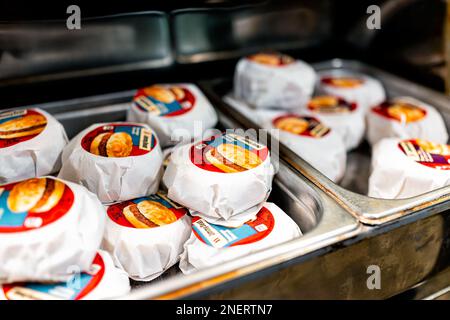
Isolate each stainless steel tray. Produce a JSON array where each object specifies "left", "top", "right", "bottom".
[
  {"left": 25, "top": 91, "right": 359, "bottom": 299},
  {"left": 199, "top": 59, "right": 450, "bottom": 225}
]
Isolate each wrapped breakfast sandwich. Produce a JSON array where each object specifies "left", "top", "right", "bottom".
[
  {"left": 369, "top": 138, "right": 450, "bottom": 199},
  {"left": 306, "top": 95, "right": 365, "bottom": 151},
  {"left": 179, "top": 202, "right": 302, "bottom": 274},
  {"left": 0, "top": 108, "right": 68, "bottom": 184},
  {"left": 163, "top": 131, "right": 274, "bottom": 227},
  {"left": 317, "top": 72, "right": 385, "bottom": 112},
  {"left": 58, "top": 122, "right": 163, "bottom": 203},
  {"left": 127, "top": 83, "right": 218, "bottom": 147},
  {"left": 0, "top": 250, "right": 130, "bottom": 300},
  {"left": 233, "top": 52, "right": 316, "bottom": 109},
  {"left": 259, "top": 112, "right": 346, "bottom": 182},
  {"left": 103, "top": 191, "right": 191, "bottom": 281},
  {"left": 0, "top": 177, "right": 105, "bottom": 284},
  {"left": 366, "top": 97, "right": 448, "bottom": 146}
]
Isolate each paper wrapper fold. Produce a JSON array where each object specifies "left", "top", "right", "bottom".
[
  {"left": 127, "top": 83, "right": 218, "bottom": 147},
  {"left": 58, "top": 122, "right": 163, "bottom": 203},
  {"left": 0, "top": 108, "right": 68, "bottom": 184},
  {"left": 306, "top": 105, "right": 365, "bottom": 151},
  {"left": 369, "top": 138, "right": 450, "bottom": 199},
  {"left": 317, "top": 72, "right": 385, "bottom": 112},
  {"left": 0, "top": 250, "right": 130, "bottom": 300},
  {"left": 103, "top": 214, "right": 191, "bottom": 281},
  {"left": 234, "top": 58, "right": 316, "bottom": 109},
  {"left": 257, "top": 110, "right": 347, "bottom": 182},
  {"left": 0, "top": 178, "right": 105, "bottom": 284},
  {"left": 179, "top": 202, "right": 302, "bottom": 274},
  {"left": 163, "top": 140, "right": 274, "bottom": 227},
  {"left": 366, "top": 97, "right": 448, "bottom": 146}
]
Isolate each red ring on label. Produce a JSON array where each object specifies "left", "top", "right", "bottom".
[
  {"left": 2, "top": 253, "right": 105, "bottom": 300},
  {"left": 190, "top": 133, "right": 269, "bottom": 173},
  {"left": 272, "top": 114, "right": 330, "bottom": 138},
  {"left": 0, "top": 177, "right": 74, "bottom": 233},
  {"left": 107, "top": 193, "right": 187, "bottom": 229},
  {"left": 0, "top": 109, "right": 47, "bottom": 149},
  {"left": 133, "top": 86, "right": 196, "bottom": 117},
  {"left": 192, "top": 206, "right": 275, "bottom": 248},
  {"left": 372, "top": 101, "right": 427, "bottom": 123},
  {"left": 398, "top": 139, "right": 450, "bottom": 170},
  {"left": 81, "top": 123, "right": 157, "bottom": 157}
]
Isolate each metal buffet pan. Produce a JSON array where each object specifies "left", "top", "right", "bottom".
[
  {"left": 199, "top": 59, "right": 450, "bottom": 226},
  {"left": 27, "top": 90, "right": 359, "bottom": 299}
]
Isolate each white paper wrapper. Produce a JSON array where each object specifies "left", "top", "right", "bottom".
[
  {"left": 257, "top": 111, "right": 347, "bottom": 182},
  {"left": 0, "top": 250, "right": 130, "bottom": 300},
  {"left": 58, "top": 122, "right": 163, "bottom": 203},
  {"left": 127, "top": 83, "right": 218, "bottom": 147},
  {"left": 366, "top": 96, "right": 448, "bottom": 146},
  {"left": 369, "top": 138, "right": 450, "bottom": 199},
  {"left": 179, "top": 202, "right": 302, "bottom": 274},
  {"left": 233, "top": 53, "right": 316, "bottom": 109},
  {"left": 0, "top": 108, "right": 68, "bottom": 184},
  {"left": 316, "top": 71, "right": 385, "bottom": 112},
  {"left": 102, "top": 192, "right": 191, "bottom": 281},
  {"left": 304, "top": 96, "right": 365, "bottom": 151},
  {"left": 0, "top": 177, "right": 105, "bottom": 284},
  {"left": 163, "top": 132, "right": 275, "bottom": 227}
]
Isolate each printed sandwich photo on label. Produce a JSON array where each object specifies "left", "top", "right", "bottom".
[
  {"left": 107, "top": 192, "right": 187, "bottom": 228},
  {"left": 247, "top": 52, "right": 295, "bottom": 67},
  {"left": 321, "top": 76, "right": 365, "bottom": 88},
  {"left": 399, "top": 139, "right": 450, "bottom": 170},
  {"left": 308, "top": 96, "right": 357, "bottom": 113},
  {"left": 272, "top": 115, "right": 330, "bottom": 138},
  {"left": 133, "top": 85, "right": 196, "bottom": 117},
  {"left": 192, "top": 206, "right": 275, "bottom": 248},
  {"left": 190, "top": 133, "right": 269, "bottom": 173},
  {"left": 2, "top": 253, "right": 105, "bottom": 300},
  {"left": 372, "top": 101, "right": 427, "bottom": 123},
  {"left": 0, "top": 109, "right": 47, "bottom": 148},
  {"left": 81, "top": 124, "right": 156, "bottom": 157},
  {"left": 0, "top": 177, "right": 74, "bottom": 233}
]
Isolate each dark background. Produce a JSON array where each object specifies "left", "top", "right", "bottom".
[{"left": 0, "top": 0, "right": 446, "bottom": 107}]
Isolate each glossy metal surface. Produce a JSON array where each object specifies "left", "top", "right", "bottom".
[
  {"left": 0, "top": 12, "right": 172, "bottom": 85},
  {"left": 22, "top": 90, "right": 359, "bottom": 299},
  {"left": 199, "top": 59, "right": 450, "bottom": 225}
]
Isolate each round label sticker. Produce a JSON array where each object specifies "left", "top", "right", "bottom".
[
  {"left": 272, "top": 115, "right": 330, "bottom": 138},
  {"left": 308, "top": 96, "right": 357, "bottom": 113},
  {"left": 321, "top": 76, "right": 364, "bottom": 88},
  {"left": 247, "top": 52, "right": 294, "bottom": 67},
  {"left": 133, "top": 85, "right": 196, "bottom": 117},
  {"left": 81, "top": 123, "right": 157, "bottom": 157},
  {"left": 399, "top": 139, "right": 450, "bottom": 170},
  {"left": 190, "top": 133, "right": 269, "bottom": 173},
  {"left": 0, "top": 177, "right": 74, "bottom": 233},
  {"left": 0, "top": 109, "right": 47, "bottom": 149},
  {"left": 2, "top": 253, "right": 105, "bottom": 300},
  {"left": 107, "top": 192, "right": 187, "bottom": 228},
  {"left": 372, "top": 101, "right": 427, "bottom": 123},
  {"left": 192, "top": 206, "right": 275, "bottom": 248}
]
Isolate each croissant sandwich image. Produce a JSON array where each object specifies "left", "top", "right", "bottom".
[
  {"left": 90, "top": 132, "right": 133, "bottom": 157},
  {"left": 387, "top": 102, "right": 425, "bottom": 123},
  {"left": 143, "top": 86, "right": 185, "bottom": 104},
  {"left": 324, "top": 77, "right": 364, "bottom": 88},
  {"left": 0, "top": 114, "right": 47, "bottom": 139},
  {"left": 7, "top": 177, "right": 65, "bottom": 213},
  {"left": 123, "top": 200, "right": 177, "bottom": 228},
  {"left": 248, "top": 53, "right": 294, "bottom": 66},
  {"left": 205, "top": 143, "right": 262, "bottom": 173},
  {"left": 274, "top": 117, "right": 309, "bottom": 135}
]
